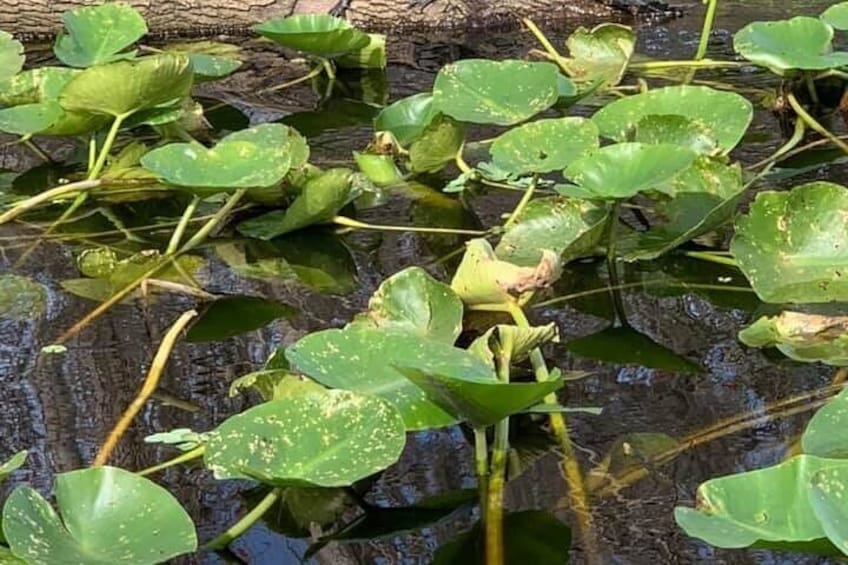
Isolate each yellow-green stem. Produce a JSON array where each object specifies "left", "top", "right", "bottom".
[
  {"left": 88, "top": 114, "right": 127, "bottom": 181},
  {"left": 503, "top": 176, "right": 537, "bottom": 229},
  {"left": 0, "top": 179, "right": 102, "bottom": 225},
  {"left": 787, "top": 92, "right": 848, "bottom": 154},
  {"left": 167, "top": 195, "right": 201, "bottom": 254},
  {"left": 684, "top": 250, "right": 738, "bottom": 267},
  {"left": 204, "top": 488, "right": 283, "bottom": 550},
  {"left": 137, "top": 446, "right": 205, "bottom": 476},
  {"left": 333, "top": 215, "right": 487, "bottom": 236}
]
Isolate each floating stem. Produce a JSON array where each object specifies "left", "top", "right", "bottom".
[
  {"left": 0, "top": 179, "right": 102, "bottom": 225},
  {"left": 332, "top": 215, "right": 488, "bottom": 236},
  {"left": 93, "top": 310, "right": 197, "bottom": 467}
]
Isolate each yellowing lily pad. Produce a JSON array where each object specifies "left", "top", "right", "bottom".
[{"left": 739, "top": 310, "right": 848, "bottom": 366}]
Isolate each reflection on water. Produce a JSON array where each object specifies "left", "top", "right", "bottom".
[{"left": 1, "top": 0, "right": 844, "bottom": 563}]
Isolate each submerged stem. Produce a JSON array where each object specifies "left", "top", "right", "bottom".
[
  {"left": 504, "top": 302, "right": 598, "bottom": 563},
  {"left": 260, "top": 64, "right": 324, "bottom": 94},
  {"left": 787, "top": 92, "right": 848, "bottom": 155},
  {"left": 205, "top": 488, "right": 283, "bottom": 550},
  {"left": 93, "top": 310, "right": 197, "bottom": 467},
  {"left": 332, "top": 215, "right": 488, "bottom": 236}
]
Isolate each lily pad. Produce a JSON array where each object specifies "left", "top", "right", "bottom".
[
  {"left": 634, "top": 114, "right": 719, "bottom": 156},
  {"left": 204, "top": 389, "right": 405, "bottom": 486},
  {"left": 734, "top": 16, "right": 848, "bottom": 73},
  {"left": 451, "top": 239, "right": 562, "bottom": 307},
  {"left": 802, "top": 387, "right": 848, "bottom": 458},
  {"left": 408, "top": 115, "right": 465, "bottom": 173},
  {"left": 164, "top": 41, "right": 242, "bottom": 81},
  {"left": 591, "top": 85, "right": 753, "bottom": 153},
  {"left": 0, "top": 67, "right": 79, "bottom": 106},
  {"left": 489, "top": 117, "right": 600, "bottom": 175},
  {"left": 739, "top": 311, "right": 848, "bottom": 366},
  {"left": 142, "top": 123, "right": 295, "bottom": 189},
  {"left": 565, "top": 326, "right": 703, "bottom": 373},
  {"left": 562, "top": 23, "right": 635, "bottom": 87},
  {"left": 0, "top": 101, "right": 65, "bottom": 136},
  {"left": 237, "top": 168, "right": 354, "bottom": 239},
  {"left": 2, "top": 466, "right": 197, "bottom": 564},
  {"left": 185, "top": 295, "right": 296, "bottom": 343},
  {"left": 0, "top": 274, "right": 46, "bottom": 321},
  {"left": 0, "top": 452, "right": 27, "bottom": 483},
  {"left": 432, "top": 59, "right": 561, "bottom": 126},
  {"left": 59, "top": 53, "right": 192, "bottom": 119},
  {"left": 730, "top": 182, "right": 848, "bottom": 303},
  {"left": 0, "top": 32, "right": 24, "bottom": 83},
  {"left": 286, "top": 326, "right": 497, "bottom": 430},
  {"left": 468, "top": 323, "right": 559, "bottom": 369},
  {"left": 53, "top": 3, "right": 147, "bottom": 67},
  {"left": 496, "top": 196, "right": 609, "bottom": 267},
  {"left": 562, "top": 142, "right": 696, "bottom": 199},
  {"left": 352, "top": 267, "right": 463, "bottom": 344},
  {"left": 821, "top": 3, "right": 848, "bottom": 30},
  {"left": 618, "top": 158, "right": 745, "bottom": 261},
  {"left": 675, "top": 455, "right": 848, "bottom": 549},
  {"left": 396, "top": 365, "right": 562, "bottom": 427},
  {"left": 809, "top": 465, "right": 848, "bottom": 555},
  {"left": 253, "top": 15, "right": 370, "bottom": 58},
  {"left": 374, "top": 93, "right": 436, "bottom": 145}
]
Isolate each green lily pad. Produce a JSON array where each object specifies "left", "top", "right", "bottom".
[
  {"left": 352, "top": 267, "right": 463, "bottom": 344},
  {"left": 591, "top": 85, "right": 753, "bottom": 153},
  {"left": 802, "top": 387, "right": 848, "bottom": 458},
  {"left": 809, "top": 465, "right": 848, "bottom": 555},
  {"left": 496, "top": 196, "right": 609, "bottom": 267},
  {"left": 562, "top": 142, "right": 696, "bottom": 199},
  {"left": 397, "top": 365, "right": 562, "bottom": 428},
  {"left": 562, "top": 23, "right": 635, "bottom": 87},
  {"left": 229, "top": 370, "right": 325, "bottom": 402},
  {"left": 336, "top": 33, "right": 387, "bottom": 69},
  {"left": 634, "top": 114, "right": 719, "bottom": 156},
  {"left": 822, "top": 3, "right": 848, "bottom": 30},
  {"left": 433, "top": 511, "right": 571, "bottom": 564},
  {"left": 432, "top": 59, "right": 561, "bottom": 126},
  {"left": 408, "top": 114, "right": 465, "bottom": 173},
  {"left": 253, "top": 15, "right": 370, "bottom": 58},
  {"left": 142, "top": 123, "right": 295, "bottom": 189},
  {"left": 0, "top": 274, "right": 46, "bottom": 321},
  {"left": 734, "top": 16, "right": 848, "bottom": 73},
  {"left": 675, "top": 455, "right": 848, "bottom": 549},
  {"left": 59, "top": 53, "right": 193, "bottom": 118},
  {"left": 2, "top": 466, "right": 197, "bottom": 564},
  {"left": 164, "top": 41, "right": 242, "bottom": 81},
  {"left": 0, "top": 32, "right": 24, "bottom": 83},
  {"left": 489, "top": 117, "right": 599, "bottom": 175},
  {"left": 204, "top": 389, "right": 405, "bottom": 486},
  {"left": 565, "top": 326, "right": 703, "bottom": 373},
  {"left": 53, "top": 3, "right": 147, "bottom": 67},
  {"left": 0, "top": 101, "right": 64, "bottom": 136},
  {"left": 237, "top": 168, "right": 354, "bottom": 239},
  {"left": 185, "top": 295, "right": 296, "bottom": 343},
  {"left": 286, "top": 327, "right": 497, "bottom": 430},
  {"left": 374, "top": 93, "right": 436, "bottom": 145},
  {"left": 739, "top": 311, "right": 848, "bottom": 366},
  {"left": 0, "top": 67, "right": 79, "bottom": 106},
  {"left": 618, "top": 158, "right": 744, "bottom": 261},
  {"left": 451, "top": 239, "right": 562, "bottom": 307},
  {"left": 730, "top": 182, "right": 848, "bottom": 303}
]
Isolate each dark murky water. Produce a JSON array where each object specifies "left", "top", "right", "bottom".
[{"left": 1, "top": 1, "right": 846, "bottom": 563}]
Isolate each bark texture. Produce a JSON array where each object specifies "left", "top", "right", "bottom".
[{"left": 3, "top": 0, "right": 632, "bottom": 38}]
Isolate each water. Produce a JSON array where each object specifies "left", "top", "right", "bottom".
[{"left": 0, "top": 1, "right": 844, "bottom": 563}]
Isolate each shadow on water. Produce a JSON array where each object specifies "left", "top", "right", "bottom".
[{"left": 1, "top": 0, "right": 846, "bottom": 562}]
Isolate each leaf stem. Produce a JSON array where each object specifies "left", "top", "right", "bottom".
[
  {"left": 93, "top": 310, "right": 197, "bottom": 467},
  {"left": 88, "top": 113, "right": 127, "bottom": 181},
  {"left": 332, "top": 215, "right": 487, "bottom": 236},
  {"left": 533, "top": 280, "right": 753, "bottom": 309},
  {"left": 474, "top": 427, "right": 489, "bottom": 511},
  {"left": 204, "top": 488, "right": 283, "bottom": 550},
  {"left": 137, "top": 445, "right": 205, "bottom": 476},
  {"left": 683, "top": 250, "right": 738, "bottom": 267},
  {"left": 486, "top": 421, "right": 508, "bottom": 565},
  {"left": 746, "top": 112, "right": 806, "bottom": 171},
  {"left": 522, "top": 18, "right": 569, "bottom": 71},
  {"left": 504, "top": 301, "right": 598, "bottom": 563},
  {"left": 685, "top": 0, "right": 719, "bottom": 83},
  {"left": 630, "top": 59, "right": 743, "bottom": 70},
  {"left": 787, "top": 91, "right": 848, "bottom": 155},
  {"left": 167, "top": 195, "right": 201, "bottom": 254},
  {"left": 503, "top": 175, "right": 537, "bottom": 229},
  {"left": 606, "top": 201, "right": 629, "bottom": 327},
  {"left": 0, "top": 179, "right": 102, "bottom": 225},
  {"left": 260, "top": 64, "right": 324, "bottom": 94}
]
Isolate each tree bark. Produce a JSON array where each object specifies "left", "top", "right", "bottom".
[{"left": 2, "top": 0, "right": 631, "bottom": 38}]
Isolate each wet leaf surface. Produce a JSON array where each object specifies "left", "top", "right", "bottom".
[
  {"left": 730, "top": 182, "right": 848, "bottom": 303},
  {"left": 204, "top": 389, "right": 406, "bottom": 486},
  {"left": 591, "top": 85, "right": 753, "bottom": 153},
  {"left": 286, "top": 326, "right": 497, "bottom": 430},
  {"left": 803, "top": 387, "right": 848, "bottom": 458},
  {"left": 409, "top": 115, "right": 465, "bottom": 173},
  {"left": 253, "top": 14, "right": 370, "bottom": 58},
  {"left": 53, "top": 3, "right": 147, "bottom": 67},
  {"left": 489, "top": 117, "right": 599, "bottom": 175},
  {"left": 2, "top": 467, "right": 197, "bottom": 564},
  {"left": 374, "top": 93, "right": 437, "bottom": 146},
  {"left": 563, "top": 23, "right": 635, "bottom": 87},
  {"left": 734, "top": 16, "right": 848, "bottom": 72},
  {"left": 433, "top": 59, "right": 561, "bottom": 125}
]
